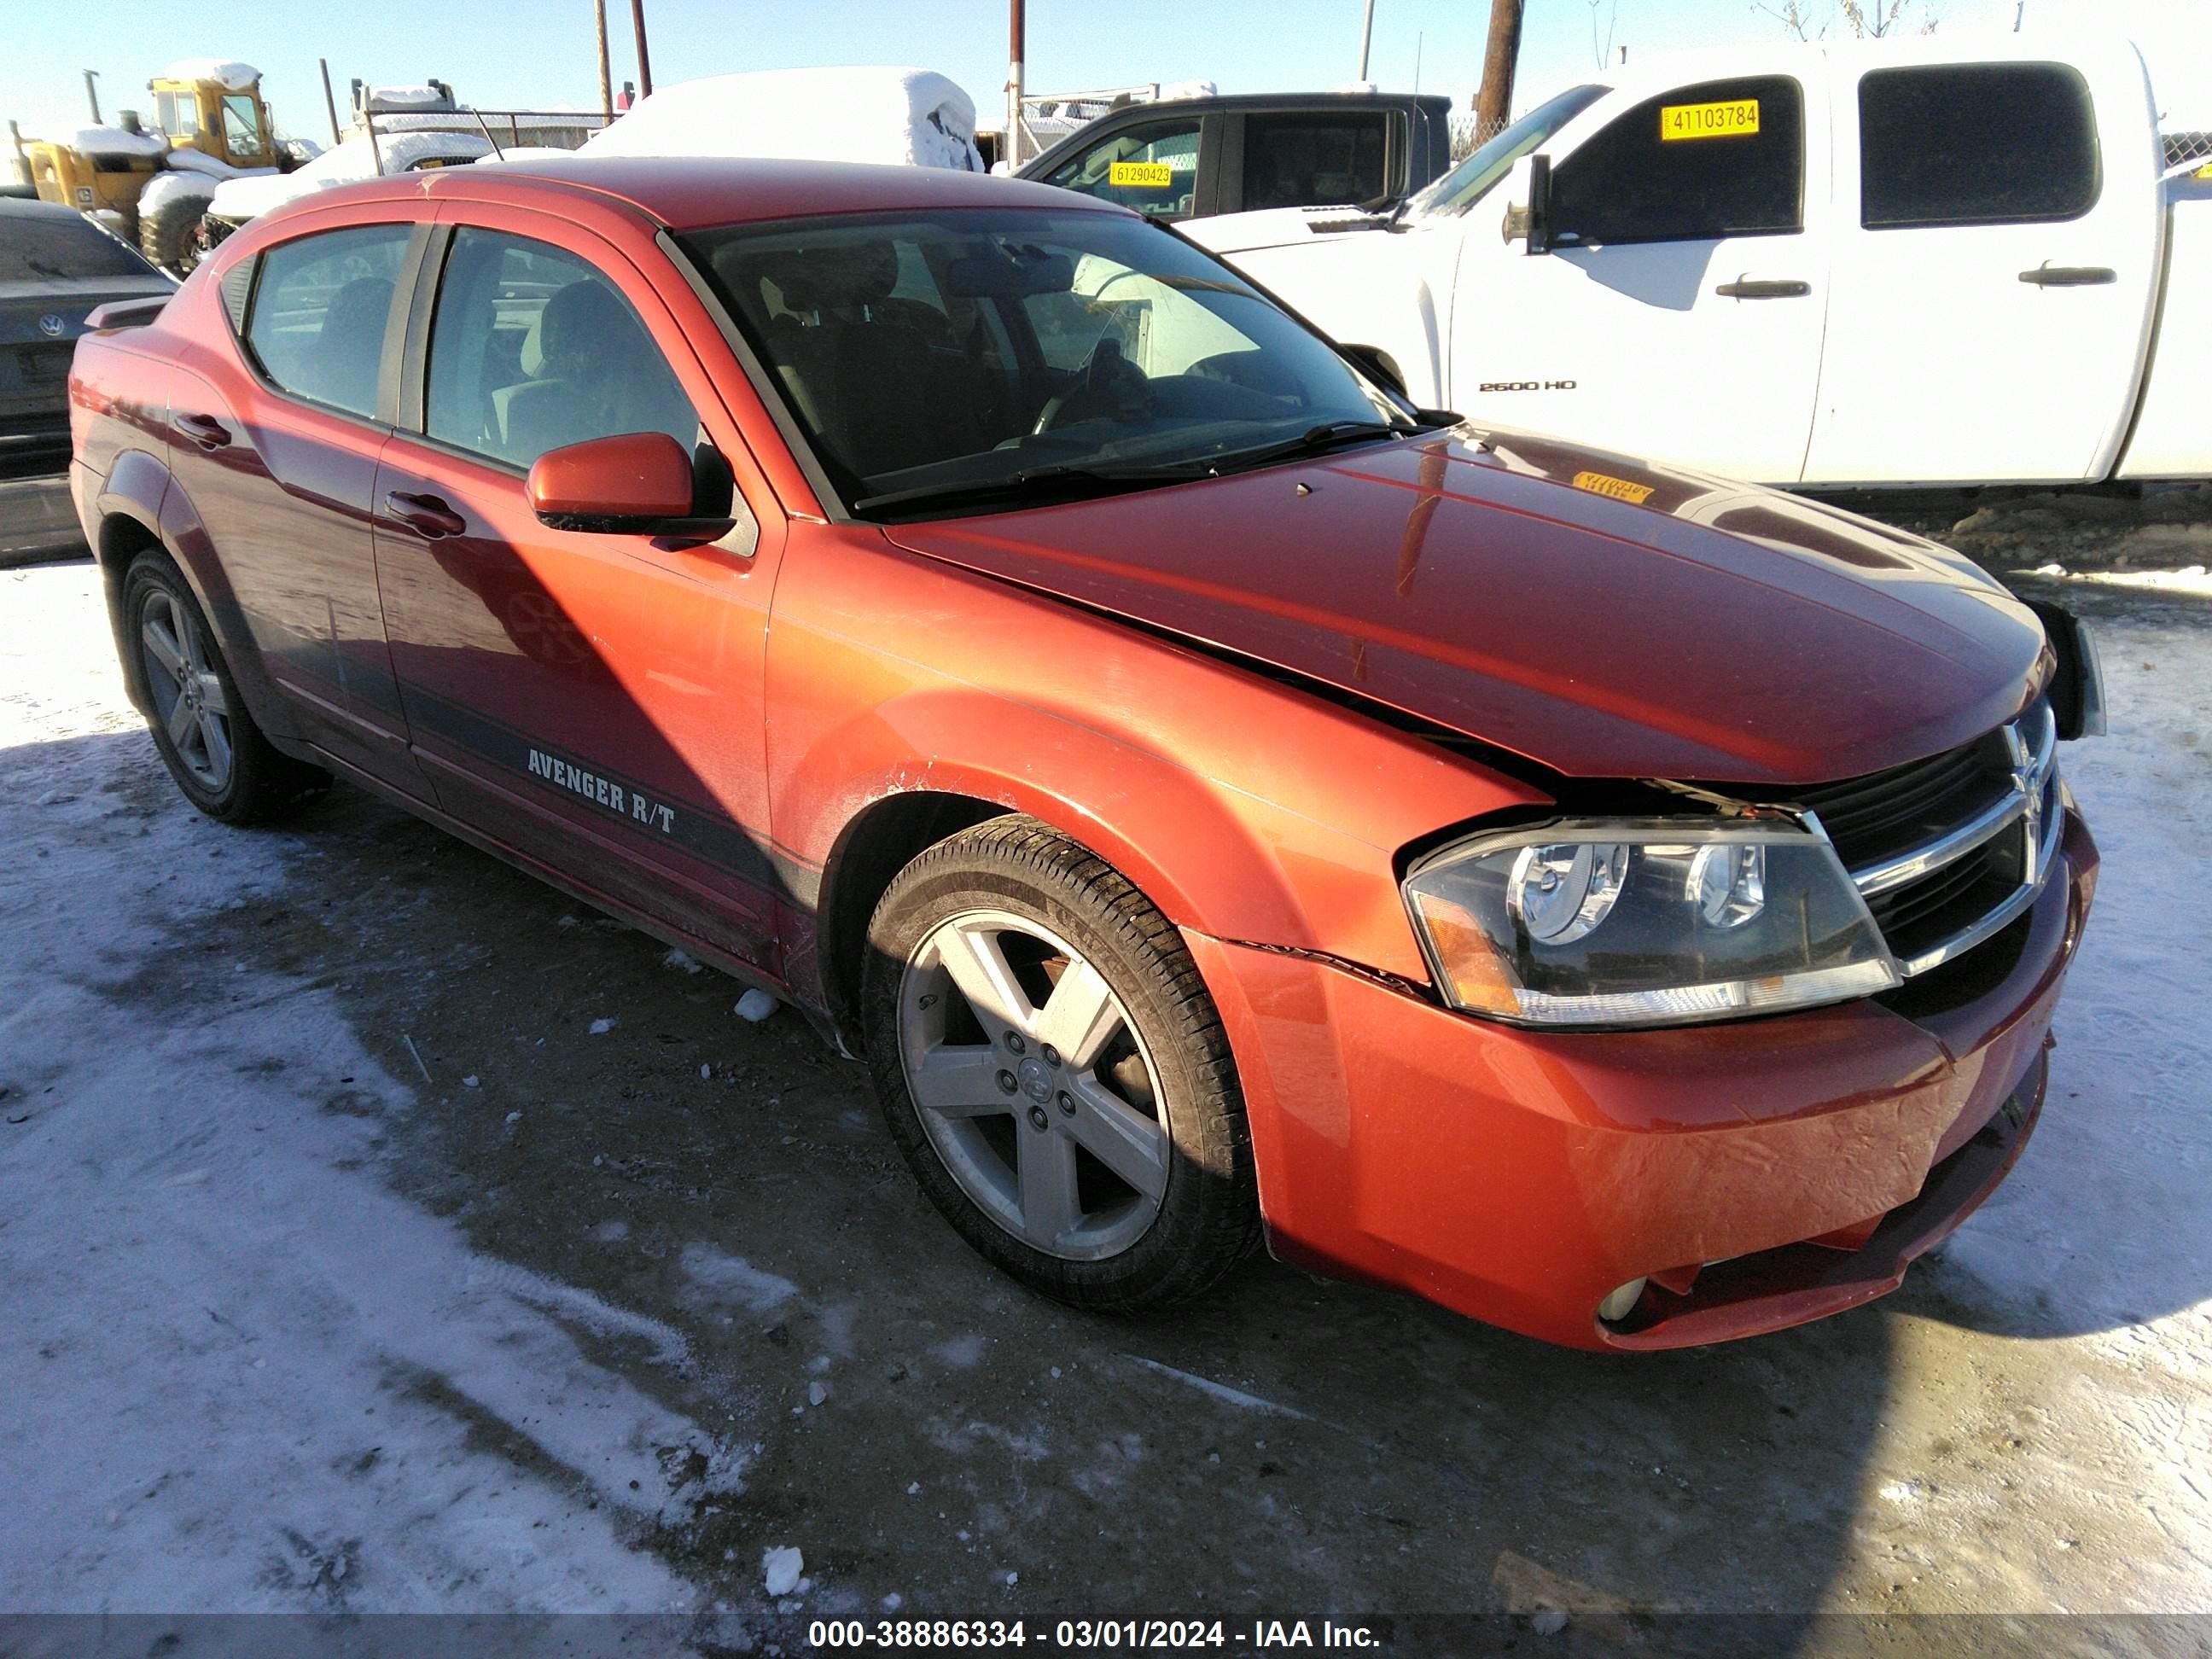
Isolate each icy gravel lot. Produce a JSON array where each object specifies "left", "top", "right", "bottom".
[{"left": 1, "top": 551, "right": 2207, "bottom": 1647}]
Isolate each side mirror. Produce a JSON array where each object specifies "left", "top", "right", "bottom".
[
  {"left": 1341, "top": 343, "right": 1408, "bottom": 399},
  {"left": 527, "top": 431, "right": 729, "bottom": 538},
  {"left": 1500, "top": 154, "right": 1552, "bottom": 255}
]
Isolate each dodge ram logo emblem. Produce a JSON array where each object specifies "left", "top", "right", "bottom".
[{"left": 38, "top": 314, "right": 67, "bottom": 339}]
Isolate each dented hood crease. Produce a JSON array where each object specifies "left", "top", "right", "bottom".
[{"left": 880, "top": 428, "right": 2047, "bottom": 787}]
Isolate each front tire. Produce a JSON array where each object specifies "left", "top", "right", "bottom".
[
  {"left": 139, "top": 189, "right": 209, "bottom": 276},
  {"left": 125, "top": 551, "right": 326, "bottom": 824},
  {"left": 863, "top": 816, "right": 1260, "bottom": 1311}
]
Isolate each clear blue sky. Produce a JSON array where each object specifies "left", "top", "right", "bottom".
[{"left": 5, "top": 0, "right": 2202, "bottom": 146}]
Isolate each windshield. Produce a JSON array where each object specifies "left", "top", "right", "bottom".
[
  {"left": 0, "top": 214, "right": 160, "bottom": 282},
  {"left": 681, "top": 207, "right": 1416, "bottom": 518},
  {"left": 1404, "top": 84, "right": 1608, "bottom": 219}
]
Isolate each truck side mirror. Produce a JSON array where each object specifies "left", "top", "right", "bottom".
[{"left": 1500, "top": 154, "right": 1552, "bottom": 255}]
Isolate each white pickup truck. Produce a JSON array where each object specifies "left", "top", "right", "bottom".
[{"left": 1185, "top": 34, "right": 2210, "bottom": 490}]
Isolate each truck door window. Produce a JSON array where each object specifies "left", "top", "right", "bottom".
[
  {"left": 1241, "top": 112, "right": 1389, "bottom": 211},
  {"left": 1550, "top": 76, "right": 1803, "bottom": 246},
  {"left": 242, "top": 224, "right": 411, "bottom": 419},
  {"left": 424, "top": 227, "right": 702, "bottom": 470},
  {"left": 221, "top": 96, "right": 264, "bottom": 154},
  {"left": 1042, "top": 120, "right": 1202, "bottom": 218},
  {"left": 1859, "top": 64, "right": 2098, "bottom": 230}
]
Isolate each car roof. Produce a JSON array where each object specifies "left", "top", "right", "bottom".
[
  {"left": 0, "top": 195, "right": 100, "bottom": 223},
  {"left": 320, "top": 156, "right": 1126, "bottom": 232}
]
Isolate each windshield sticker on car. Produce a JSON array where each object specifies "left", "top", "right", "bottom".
[
  {"left": 1659, "top": 99, "right": 1761, "bottom": 142},
  {"left": 1108, "top": 160, "right": 1178, "bottom": 189},
  {"left": 1572, "top": 470, "right": 1655, "bottom": 505}
]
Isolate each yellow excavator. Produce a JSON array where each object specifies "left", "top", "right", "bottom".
[{"left": 18, "top": 61, "right": 299, "bottom": 273}]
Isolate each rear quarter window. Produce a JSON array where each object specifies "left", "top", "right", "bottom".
[{"left": 1859, "top": 62, "right": 2100, "bottom": 229}]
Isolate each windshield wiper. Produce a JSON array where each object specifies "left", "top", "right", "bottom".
[
  {"left": 853, "top": 422, "right": 1427, "bottom": 515},
  {"left": 853, "top": 459, "right": 1213, "bottom": 515},
  {"left": 1196, "top": 419, "right": 1421, "bottom": 477}
]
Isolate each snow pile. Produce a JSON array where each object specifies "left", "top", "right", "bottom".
[
  {"left": 209, "top": 130, "right": 494, "bottom": 221},
  {"left": 162, "top": 147, "right": 270, "bottom": 181},
  {"left": 72, "top": 125, "right": 167, "bottom": 159},
  {"left": 762, "top": 1546, "right": 804, "bottom": 1598},
  {"left": 360, "top": 84, "right": 456, "bottom": 114},
  {"left": 134, "top": 171, "right": 217, "bottom": 223},
  {"left": 583, "top": 67, "right": 985, "bottom": 171},
  {"left": 160, "top": 58, "right": 260, "bottom": 93}
]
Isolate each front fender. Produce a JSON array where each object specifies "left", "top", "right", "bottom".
[{"left": 767, "top": 527, "right": 1543, "bottom": 989}]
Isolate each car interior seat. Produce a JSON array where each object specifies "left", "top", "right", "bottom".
[{"left": 311, "top": 276, "right": 396, "bottom": 413}]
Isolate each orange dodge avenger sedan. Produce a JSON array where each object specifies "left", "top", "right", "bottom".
[{"left": 68, "top": 158, "right": 2102, "bottom": 1349}]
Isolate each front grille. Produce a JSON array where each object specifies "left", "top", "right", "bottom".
[
  {"left": 1726, "top": 698, "right": 2061, "bottom": 980},
  {"left": 1790, "top": 731, "right": 2011, "bottom": 870}
]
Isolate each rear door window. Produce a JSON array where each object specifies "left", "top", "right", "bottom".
[
  {"left": 242, "top": 224, "right": 410, "bottom": 418},
  {"left": 1859, "top": 63, "right": 2099, "bottom": 229},
  {"left": 1550, "top": 75, "right": 1804, "bottom": 246},
  {"left": 1240, "top": 111, "right": 1391, "bottom": 210},
  {"left": 1041, "top": 120, "right": 1203, "bottom": 218},
  {"left": 423, "top": 226, "right": 700, "bottom": 469}
]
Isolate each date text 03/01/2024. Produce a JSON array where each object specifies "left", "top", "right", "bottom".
[{"left": 805, "top": 1620, "right": 1382, "bottom": 1649}]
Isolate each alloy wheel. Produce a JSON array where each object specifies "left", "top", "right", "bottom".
[
  {"left": 139, "top": 589, "right": 234, "bottom": 792},
  {"left": 897, "top": 909, "right": 1171, "bottom": 1261}
]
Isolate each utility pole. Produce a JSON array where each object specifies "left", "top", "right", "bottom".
[
  {"left": 629, "top": 0, "right": 654, "bottom": 99},
  {"left": 1358, "top": 0, "right": 1377, "bottom": 82},
  {"left": 1006, "top": 0, "right": 1027, "bottom": 170},
  {"left": 1473, "top": 0, "right": 1524, "bottom": 139},
  {"left": 83, "top": 70, "right": 102, "bottom": 124},
  {"left": 318, "top": 59, "right": 342, "bottom": 146},
  {"left": 595, "top": 0, "right": 614, "bottom": 118}
]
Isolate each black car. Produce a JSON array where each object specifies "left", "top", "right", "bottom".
[
  {"left": 1, "top": 197, "right": 174, "bottom": 561},
  {"left": 1017, "top": 92, "right": 1454, "bottom": 223}
]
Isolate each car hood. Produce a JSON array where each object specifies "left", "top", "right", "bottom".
[{"left": 880, "top": 426, "right": 2049, "bottom": 787}]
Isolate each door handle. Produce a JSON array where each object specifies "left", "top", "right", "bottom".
[
  {"left": 174, "top": 412, "right": 230, "bottom": 450},
  {"left": 2018, "top": 265, "right": 2116, "bottom": 288},
  {"left": 1713, "top": 278, "right": 1811, "bottom": 299},
  {"left": 383, "top": 490, "right": 468, "bottom": 538}
]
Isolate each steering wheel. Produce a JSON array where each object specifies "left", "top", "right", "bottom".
[{"left": 1032, "top": 336, "right": 1147, "bottom": 435}]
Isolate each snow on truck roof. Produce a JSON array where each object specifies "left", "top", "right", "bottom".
[
  {"left": 160, "top": 58, "right": 260, "bottom": 91},
  {"left": 581, "top": 67, "right": 986, "bottom": 172}
]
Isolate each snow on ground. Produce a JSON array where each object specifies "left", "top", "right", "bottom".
[
  {"left": 0, "top": 567, "right": 743, "bottom": 1615},
  {"left": 2, "top": 544, "right": 2209, "bottom": 1621},
  {"left": 1928, "top": 586, "right": 2212, "bottom": 1598}
]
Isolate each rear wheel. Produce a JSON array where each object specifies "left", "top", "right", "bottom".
[
  {"left": 125, "top": 552, "right": 326, "bottom": 823},
  {"left": 863, "top": 817, "right": 1260, "bottom": 1310}
]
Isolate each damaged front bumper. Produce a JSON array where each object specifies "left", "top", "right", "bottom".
[{"left": 1185, "top": 807, "right": 2098, "bottom": 1351}]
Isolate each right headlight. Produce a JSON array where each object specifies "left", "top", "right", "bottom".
[{"left": 1402, "top": 816, "right": 1901, "bottom": 1028}]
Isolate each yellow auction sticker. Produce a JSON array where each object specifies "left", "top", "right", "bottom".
[
  {"left": 1573, "top": 469, "right": 1656, "bottom": 505},
  {"left": 1659, "top": 98, "right": 1761, "bottom": 142},
  {"left": 1109, "top": 160, "right": 1177, "bottom": 189}
]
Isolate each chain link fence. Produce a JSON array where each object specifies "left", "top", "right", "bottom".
[
  {"left": 1448, "top": 111, "right": 1507, "bottom": 163},
  {"left": 2168, "top": 131, "right": 2212, "bottom": 173}
]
